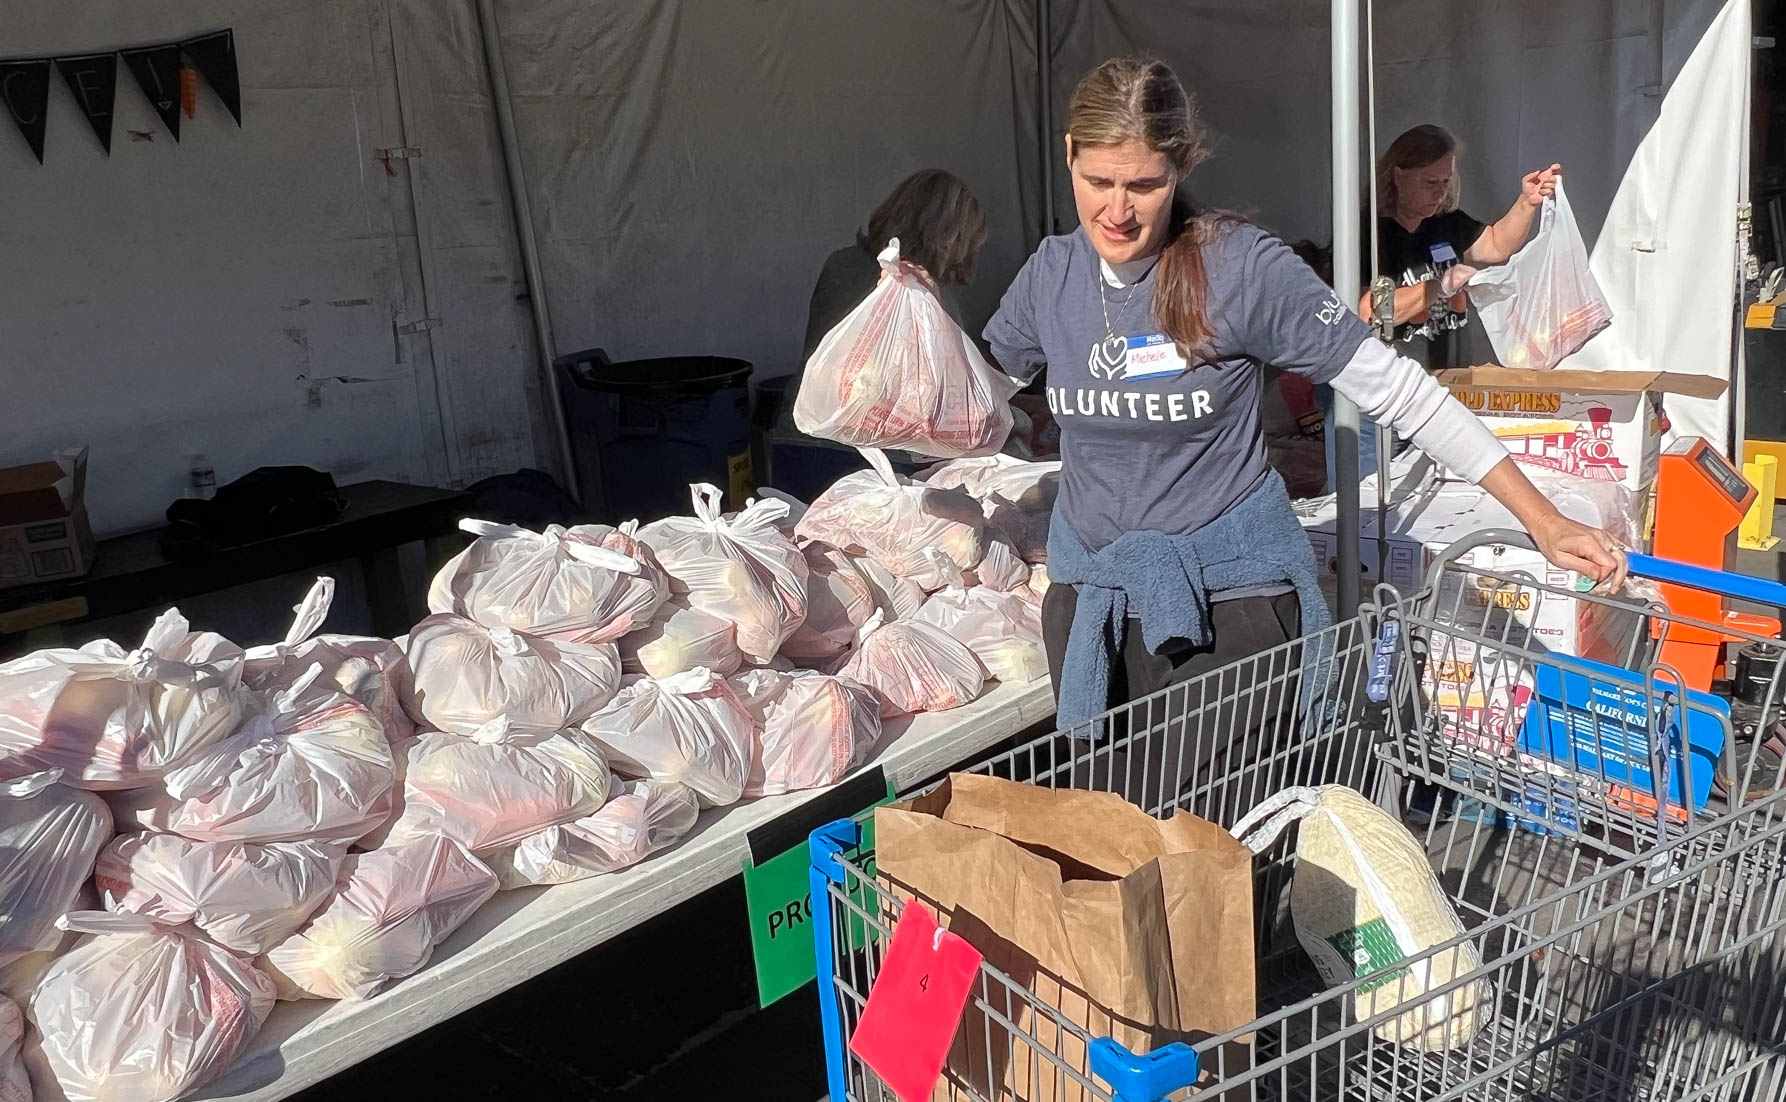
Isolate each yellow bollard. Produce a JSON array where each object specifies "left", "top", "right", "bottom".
[{"left": 1739, "top": 455, "right": 1781, "bottom": 550}]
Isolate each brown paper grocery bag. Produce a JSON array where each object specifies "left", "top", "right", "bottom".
[{"left": 876, "top": 773, "right": 1255, "bottom": 1102}]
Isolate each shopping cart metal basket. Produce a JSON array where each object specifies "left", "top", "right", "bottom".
[{"left": 809, "top": 535, "right": 1786, "bottom": 1102}]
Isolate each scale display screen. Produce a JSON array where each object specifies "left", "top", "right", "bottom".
[{"left": 1693, "top": 445, "right": 1750, "bottom": 504}]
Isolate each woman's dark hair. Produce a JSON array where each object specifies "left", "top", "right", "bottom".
[
  {"left": 1066, "top": 57, "right": 1229, "bottom": 356},
  {"left": 858, "top": 169, "right": 989, "bottom": 285},
  {"left": 1379, "top": 124, "right": 1461, "bottom": 214}
]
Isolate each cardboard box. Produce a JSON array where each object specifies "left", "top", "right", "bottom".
[
  {"left": 0, "top": 448, "right": 95, "bottom": 590},
  {"left": 1436, "top": 367, "right": 1726, "bottom": 492}
]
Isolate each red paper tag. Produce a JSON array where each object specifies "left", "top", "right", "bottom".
[{"left": 848, "top": 900, "right": 983, "bottom": 1102}]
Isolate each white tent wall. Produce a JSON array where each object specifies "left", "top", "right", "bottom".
[
  {"left": 482, "top": 0, "right": 1045, "bottom": 381},
  {"left": 0, "top": 1, "right": 543, "bottom": 535}
]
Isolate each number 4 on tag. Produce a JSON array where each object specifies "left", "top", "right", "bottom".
[{"left": 848, "top": 899, "right": 983, "bottom": 1102}]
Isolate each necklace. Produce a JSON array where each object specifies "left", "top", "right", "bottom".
[{"left": 1090, "top": 263, "right": 1143, "bottom": 379}]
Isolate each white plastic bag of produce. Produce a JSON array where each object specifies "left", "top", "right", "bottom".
[
  {"left": 0, "top": 609, "right": 251, "bottom": 790},
  {"left": 782, "top": 543, "right": 879, "bottom": 662},
  {"left": 853, "top": 555, "right": 929, "bottom": 621},
  {"left": 637, "top": 486, "right": 810, "bottom": 664},
  {"left": 428, "top": 519, "right": 669, "bottom": 643},
  {"left": 1465, "top": 181, "right": 1611, "bottom": 370},
  {"left": 402, "top": 614, "right": 621, "bottom": 736},
  {"left": 263, "top": 836, "right": 497, "bottom": 1001},
  {"left": 245, "top": 576, "right": 414, "bottom": 743},
  {"left": 582, "top": 669, "right": 756, "bottom": 808},
  {"left": 795, "top": 448, "right": 985, "bottom": 588},
  {"left": 921, "top": 453, "right": 1059, "bottom": 562},
  {"left": 377, "top": 720, "right": 613, "bottom": 854},
  {"left": 488, "top": 779, "right": 702, "bottom": 889},
  {"left": 619, "top": 600, "right": 744, "bottom": 680},
  {"left": 119, "top": 666, "right": 395, "bottom": 846},
  {"left": 30, "top": 911, "right": 275, "bottom": 1102},
  {"left": 912, "top": 552, "right": 1048, "bottom": 684},
  {"left": 94, "top": 834, "right": 342, "bottom": 956},
  {"left": 968, "top": 528, "right": 1029, "bottom": 591},
  {"left": 740, "top": 670, "right": 881, "bottom": 797},
  {"left": 838, "top": 613, "right": 985, "bottom": 718},
  {"left": 1232, "top": 786, "right": 1490, "bottom": 1052},
  {"left": 0, "top": 995, "right": 25, "bottom": 1102},
  {"left": 794, "top": 238, "right": 1014, "bottom": 458},
  {"left": 0, "top": 771, "right": 112, "bottom": 968}
]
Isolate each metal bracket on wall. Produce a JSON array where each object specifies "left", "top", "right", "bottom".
[
  {"left": 392, "top": 316, "right": 442, "bottom": 362},
  {"left": 375, "top": 146, "right": 423, "bottom": 175}
]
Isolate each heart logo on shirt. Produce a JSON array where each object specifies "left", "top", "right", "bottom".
[{"left": 1088, "top": 336, "right": 1128, "bottom": 380}]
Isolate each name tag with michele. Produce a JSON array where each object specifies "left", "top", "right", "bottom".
[
  {"left": 1088, "top": 331, "right": 1187, "bottom": 381},
  {"left": 1052, "top": 331, "right": 1212, "bottom": 423}
]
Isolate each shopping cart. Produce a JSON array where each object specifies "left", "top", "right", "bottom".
[{"left": 809, "top": 535, "right": 1786, "bottom": 1102}]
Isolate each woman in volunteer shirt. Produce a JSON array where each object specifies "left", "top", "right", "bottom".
[{"left": 984, "top": 57, "right": 1624, "bottom": 754}]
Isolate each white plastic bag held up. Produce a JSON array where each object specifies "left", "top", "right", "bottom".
[
  {"left": 1465, "top": 181, "right": 1611, "bottom": 370},
  {"left": 794, "top": 238, "right": 1014, "bottom": 459}
]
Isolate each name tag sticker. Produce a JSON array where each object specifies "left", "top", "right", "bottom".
[
  {"left": 1429, "top": 242, "right": 1459, "bottom": 266},
  {"left": 1121, "top": 333, "right": 1188, "bottom": 380}
]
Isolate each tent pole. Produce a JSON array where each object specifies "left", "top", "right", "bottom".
[
  {"left": 1036, "top": 0, "right": 1054, "bottom": 241},
  {"left": 475, "top": 0, "right": 585, "bottom": 509},
  {"left": 1331, "top": 0, "right": 1363, "bottom": 615}
]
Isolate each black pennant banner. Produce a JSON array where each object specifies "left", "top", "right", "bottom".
[
  {"left": 182, "top": 30, "right": 240, "bottom": 126},
  {"left": 120, "top": 43, "right": 184, "bottom": 142},
  {"left": 56, "top": 53, "right": 118, "bottom": 154},
  {"left": 0, "top": 58, "right": 52, "bottom": 164}
]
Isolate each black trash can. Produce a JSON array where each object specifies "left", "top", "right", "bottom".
[{"left": 557, "top": 351, "right": 754, "bottom": 524}]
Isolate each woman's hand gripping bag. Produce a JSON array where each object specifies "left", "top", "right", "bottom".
[
  {"left": 636, "top": 486, "right": 809, "bottom": 664},
  {"left": 427, "top": 519, "right": 668, "bottom": 643},
  {"left": 794, "top": 448, "right": 985, "bottom": 589},
  {"left": 0, "top": 609, "right": 251, "bottom": 790},
  {"left": 1231, "top": 785, "right": 1491, "bottom": 1052},
  {"left": 244, "top": 577, "right": 414, "bottom": 743},
  {"left": 794, "top": 237, "right": 1014, "bottom": 459}
]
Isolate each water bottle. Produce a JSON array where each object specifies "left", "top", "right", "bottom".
[{"left": 187, "top": 455, "right": 217, "bottom": 501}]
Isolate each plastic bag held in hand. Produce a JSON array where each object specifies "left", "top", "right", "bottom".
[
  {"left": 782, "top": 543, "right": 880, "bottom": 661},
  {"left": 795, "top": 448, "right": 986, "bottom": 588},
  {"left": 636, "top": 486, "right": 809, "bottom": 664},
  {"left": 118, "top": 666, "right": 395, "bottom": 846},
  {"left": 245, "top": 577, "right": 414, "bottom": 743},
  {"left": 488, "top": 779, "right": 702, "bottom": 889},
  {"left": 912, "top": 552, "right": 1048, "bottom": 684},
  {"left": 263, "top": 836, "right": 498, "bottom": 1001},
  {"left": 0, "top": 772, "right": 112, "bottom": 968},
  {"left": 428, "top": 519, "right": 669, "bottom": 642},
  {"left": 838, "top": 612, "right": 985, "bottom": 718},
  {"left": 376, "top": 720, "right": 613, "bottom": 854},
  {"left": 94, "top": 834, "right": 343, "bottom": 956},
  {"left": 402, "top": 614, "right": 621, "bottom": 736},
  {"left": 582, "top": 669, "right": 757, "bottom": 808},
  {"left": 738, "top": 669, "right": 881, "bottom": 797},
  {"left": 620, "top": 600, "right": 745, "bottom": 681},
  {"left": 0, "top": 609, "right": 251, "bottom": 789},
  {"left": 794, "top": 238, "right": 1015, "bottom": 458},
  {"left": 1465, "top": 180, "right": 1612, "bottom": 370},
  {"left": 30, "top": 911, "right": 276, "bottom": 1102}
]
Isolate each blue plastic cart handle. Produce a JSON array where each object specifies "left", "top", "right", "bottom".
[{"left": 1623, "top": 551, "right": 1786, "bottom": 610}]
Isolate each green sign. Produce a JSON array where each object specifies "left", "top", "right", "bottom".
[{"left": 743, "top": 789, "right": 892, "bottom": 1007}]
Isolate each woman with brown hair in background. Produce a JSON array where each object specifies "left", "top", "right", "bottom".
[{"left": 982, "top": 57, "right": 1620, "bottom": 799}]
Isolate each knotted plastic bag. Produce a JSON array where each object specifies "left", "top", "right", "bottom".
[
  {"left": 837, "top": 612, "right": 985, "bottom": 718},
  {"left": 487, "top": 779, "right": 702, "bottom": 889},
  {"left": 794, "top": 238, "right": 1014, "bottom": 459},
  {"left": 619, "top": 600, "right": 745, "bottom": 681},
  {"left": 582, "top": 669, "right": 757, "bottom": 808},
  {"left": 637, "top": 486, "right": 809, "bottom": 664},
  {"left": 402, "top": 614, "right": 621, "bottom": 736},
  {"left": 0, "top": 771, "right": 112, "bottom": 968},
  {"left": 1465, "top": 180, "right": 1612, "bottom": 370},
  {"left": 736, "top": 669, "right": 881, "bottom": 797},
  {"left": 795, "top": 448, "right": 985, "bottom": 589},
  {"left": 911, "top": 551, "right": 1047, "bottom": 684},
  {"left": 428, "top": 519, "right": 668, "bottom": 642},
  {"left": 244, "top": 577, "right": 413, "bottom": 743},
  {"left": 782, "top": 542, "right": 880, "bottom": 662}
]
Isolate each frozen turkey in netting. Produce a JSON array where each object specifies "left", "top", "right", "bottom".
[
  {"left": 374, "top": 720, "right": 613, "bottom": 854},
  {"left": 794, "top": 238, "right": 1014, "bottom": 458},
  {"left": 581, "top": 669, "right": 756, "bottom": 808},
  {"left": 94, "top": 834, "right": 342, "bottom": 956},
  {"left": 619, "top": 600, "right": 745, "bottom": 681},
  {"left": 428, "top": 519, "right": 669, "bottom": 642},
  {"left": 263, "top": 835, "right": 498, "bottom": 1001},
  {"left": 244, "top": 576, "right": 414, "bottom": 743},
  {"left": 29, "top": 911, "right": 275, "bottom": 1102},
  {"left": 636, "top": 486, "right": 809, "bottom": 663},
  {"left": 837, "top": 612, "right": 985, "bottom": 718},
  {"left": 402, "top": 614, "right": 621, "bottom": 736},
  {"left": 486, "top": 779, "right": 702, "bottom": 889},
  {"left": 794, "top": 448, "right": 985, "bottom": 589},
  {"left": 0, "top": 608, "right": 251, "bottom": 790},
  {"left": 0, "top": 771, "right": 112, "bottom": 969}
]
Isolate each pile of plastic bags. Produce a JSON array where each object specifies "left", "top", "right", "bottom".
[{"left": 0, "top": 446, "right": 1060, "bottom": 1101}]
